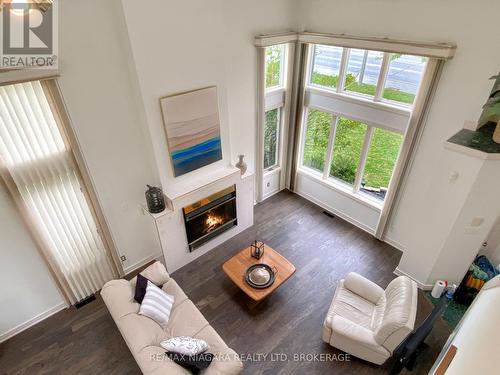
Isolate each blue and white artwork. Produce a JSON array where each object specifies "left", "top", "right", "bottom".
[{"left": 160, "top": 87, "right": 222, "bottom": 177}]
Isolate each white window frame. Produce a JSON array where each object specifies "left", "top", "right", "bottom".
[
  {"left": 298, "top": 43, "right": 426, "bottom": 209},
  {"left": 256, "top": 41, "right": 294, "bottom": 202},
  {"left": 264, "top": 44, "right": 288, "bottom": 174},
  {"left": 256, "top": 31, "right": 454, "bottom": 239}
]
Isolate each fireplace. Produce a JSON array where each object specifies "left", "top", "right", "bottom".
[{"left": 183, "top": 185, "right": 237, "bottom": 251}]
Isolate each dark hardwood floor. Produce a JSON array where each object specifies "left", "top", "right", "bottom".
[{"left": 0, "top": 191, "right": 450, "bottom": 374}]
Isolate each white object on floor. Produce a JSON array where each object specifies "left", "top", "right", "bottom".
[
  {"left": 322, "top": 272, "right": 417, "bottom": 365},
  {"left": 431, "top": 280, "right": 447, "bottom": 298}
]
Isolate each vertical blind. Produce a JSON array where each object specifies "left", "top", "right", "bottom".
[{"left": 0, "top": 81, "right": 115, "bottom": 304}]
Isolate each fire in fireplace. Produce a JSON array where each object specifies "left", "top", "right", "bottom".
[{"left": 183, "top": 185, "right": 237, "bottom": 251}]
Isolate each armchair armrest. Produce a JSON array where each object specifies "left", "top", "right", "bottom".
[
  {"left": 330, "top": 315, "right": 379, "bottom": 347},
  {"left": 344, "top": 272, "right": 384, "bottom": 304}
]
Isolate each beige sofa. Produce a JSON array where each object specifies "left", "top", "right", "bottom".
[
  {"left": 101, "top": 261, "right": 243, "bottom": 374},
  {"left": 322, "top": 272, "right": 417, "bottom": 365}
]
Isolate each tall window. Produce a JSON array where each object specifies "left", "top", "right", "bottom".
[
  {"left": 300, "top": 44, "right": 427, "bottom": 203},
  {"left": 0, "top": 80, "right": 117, "bottom": 304},
  {"left": 263, "top": 44, "right": 287, "bottom": 172}
]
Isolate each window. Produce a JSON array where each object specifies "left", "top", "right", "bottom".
[
  {"left": 300, "top": 44, "right": 428, "bottom": 204},
  {"left": 265, "top": 44, "right": 285, "bottom": 89},
  {"left": 343, "top": 49, "right": 384, "bottom": 98},
  {"left": 309, "top": 45, "right": 427, "bottom": 107},
  {"left": 361, "top": 128, "right": 403, "bottom": 199},
  {"left": 264, "top": 108, "right": 280, "bottom": 169},
  {"left": 302, "top": 109, "right": 331, "bottom": 172},
  {"left": 329, "top": 118, "right": 367, "bottom": 185},
  {"left": 310, "top": 45, "right": 344, "bottom": 89},
  {"left": 383, "top": 54, "right": 426, "bottom": 105},
  {"left": 263, "top": 44, "right": 287, "bottom": 172},
  {"left": 258, "top": 42, "right": 290, "bottom": 201},
  {"left": 0, "top": 80, "right": 117, "bottom": 304}
]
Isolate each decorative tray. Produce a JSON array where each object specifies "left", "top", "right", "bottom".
[{"left": 245, "top": 263, "right": 277, "bottom": 289}]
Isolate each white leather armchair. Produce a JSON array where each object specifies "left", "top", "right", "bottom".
[{"left": 323, "top": 272, "right": 417, "bottom": 365}]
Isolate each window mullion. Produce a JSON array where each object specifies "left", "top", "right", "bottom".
[
  {"left": 337, "top": 48, "right": 350, "bottom": 93},
  {"left": 353, "top": 126, "right": 374, "bottom": 193},
  {"left": 374, "top": 52, "right": 391, "bottom": 101},
  {"left": 323, "top": 115, "right": 338, "bottom": 179}
]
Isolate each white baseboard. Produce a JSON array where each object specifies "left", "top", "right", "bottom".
[
  {"left": 0, "top": 302, "right": 67, "bottom": 343},
  {"left": 383, "top": 236, "right": 406, "bottom": 252},
  {"left": 123, "top": 252, "right": 163, "bottom": 275},
  {"left": 394, "top": 267, "right": 433, "bottom": 290},
  {"left": 294, "top": 190, "right": 376, "bottom": 235}
]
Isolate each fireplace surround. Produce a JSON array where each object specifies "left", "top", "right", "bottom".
[{"left": 183, "top": 185, "right": 237, "bottom": 251}]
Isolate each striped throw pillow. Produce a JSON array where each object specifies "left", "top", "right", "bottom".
[{"left": 138, "top": 281, "right": 175, "bottom": 327}]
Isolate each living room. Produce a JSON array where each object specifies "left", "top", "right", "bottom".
[{"left": 1, "top": 0, "right": 500, "bottom": 374}]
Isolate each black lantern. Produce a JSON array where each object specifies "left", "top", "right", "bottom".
[
  {"left": 250, "top": 240, "right": 265, "bottom": 260},
  {"left": 145, "top": 185, "right": 165, "bottom": 214}
]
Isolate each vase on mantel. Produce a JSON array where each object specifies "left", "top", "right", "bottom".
[{"left": 235, "top": 155, "right": 247, "bottom": 175}]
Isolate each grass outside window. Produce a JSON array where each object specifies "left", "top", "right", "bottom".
[
  {"left": 302, "top": 109, "right": 331, "bottom": 172},
  {"left": 329, "top": 118, "right": 367, "bottom": 185}
]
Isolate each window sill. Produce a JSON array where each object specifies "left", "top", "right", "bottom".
[
  {"left": 263, "top": 166, "right": 281, "bottom": 177},
  {"left": 297, "top": 167, "right": 383, "bottom": 212}
]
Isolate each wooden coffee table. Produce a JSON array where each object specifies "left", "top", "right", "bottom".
[{"left": 222, "top": 244, "right": 296, "bottom": 301}]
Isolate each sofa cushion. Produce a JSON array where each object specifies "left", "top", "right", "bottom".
[
  {"left": 130, "top": 261, "right": 170, "bottom": 288},
  {"left": 160, "top": 336, "right": 209, "bottom": 356},
  {"left": 135, "top": 273, "right": 151, "bottom": 304},
  {"left": 329, "top": 281, "right": 375, "bottom": 329},
  {"left": 136, "top": 346, "right": 191, "bottom": 375},
  {"left": 166, "top": 352, "right": 214, "bottom": 374},
  {"left": 164, "top": 300, "right": 209, "bottom": 338},
  {"left": 162, "top": 279, "right": 189, "bottom": 306},
  {"left": 117, "top": 313, "right": 169, "bottom": 355},
  {"left": 101, "top": 279, "right": 138, "bottom": 320},
  {"left": 330, "top": 315, "right": 390, "bottom": 365},
  {"left": 374, "top": 276, "right": 416, "bottom": 345},
  {"left": 139, "top": 281, "right": 175, "bottom": 328}
]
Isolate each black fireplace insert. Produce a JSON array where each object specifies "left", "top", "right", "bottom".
[{"left": 183, "top": 185, "right": 237, "bottom": 251}]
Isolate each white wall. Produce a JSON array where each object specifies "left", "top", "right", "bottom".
[
  {"left": 296, "top": 0, "right": 500, "bottom": 285},
  {"left": 0, "top": 185, "right": 65, "bottom": 342},
  {"left": 120, "top": 0, "right": 295, "bottom": 187},
  {"left": 480, "top": 216, "right": 500, "bottom": 267},
  {"left": 428, "top": 159, "right": 500, "bottom": 284},
  {"left": 57, "top": 0, "right": 162, "bottom": 272}
]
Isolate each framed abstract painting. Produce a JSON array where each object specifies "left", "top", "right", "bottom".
[{"left": 160, "top": 86, "right": 223, "bottom": 177}]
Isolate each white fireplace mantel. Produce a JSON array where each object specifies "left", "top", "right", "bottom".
[{"left": 143, "top": 165, "right": 254, "bottom": 273}]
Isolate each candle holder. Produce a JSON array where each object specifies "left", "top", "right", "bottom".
[
  {"left": 250, "top": 240, "right": 265, "bottom": 260},
  {"left": 145, "top": 185, "right": 165, "bottom": 214}
]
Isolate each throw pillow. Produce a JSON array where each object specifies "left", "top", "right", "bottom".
[
  {"left": 134, "top": 273, "right": 151, "bottom": 304},
  {"left": 166, "top": 352, "right": 213, "bottom": 374},
  {"left": 138, "top": 281, "right": 174, "bottom": 327},
  {"left": 160, "top": 336, "right": 209, "bottom": 356}
]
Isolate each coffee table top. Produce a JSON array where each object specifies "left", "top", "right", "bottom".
[{"left": 222, "top": 244, "right": 296, "bottom": 301}]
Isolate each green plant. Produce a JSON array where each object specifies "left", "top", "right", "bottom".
[
  {"left": 264, "top": 109, "right": 278, "bottom": 168},
  {"left": 265, "top": 46, "right": 282, "bottom": 87}
]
